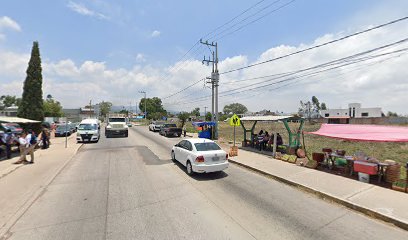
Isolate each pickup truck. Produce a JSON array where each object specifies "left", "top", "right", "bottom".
[{"left": 159, "top": 123, "right": 182, "bottom": 137}]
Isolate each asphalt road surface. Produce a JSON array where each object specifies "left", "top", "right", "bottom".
[{"left": 4, "top": 126, "right": 408, "bottom": 240}]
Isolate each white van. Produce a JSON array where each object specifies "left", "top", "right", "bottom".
[{"left": 76, "top": 119, "right": 100, "bottom": 143}]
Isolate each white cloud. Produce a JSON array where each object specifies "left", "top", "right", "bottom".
[
  {"left": 1, "top": 10, "right": 408, "bottom": 114},
  {"left": 67, "top": 1, "right": 109, "bottom": 20},
  {"left": 151, "top": 30, "right": 161, "bottom": 38},
  {"left": 136, "top": 53, "right": 146, "bottom": 62},
  {"left": 0, "top": 16, "right": 21, "bottom": 31}
]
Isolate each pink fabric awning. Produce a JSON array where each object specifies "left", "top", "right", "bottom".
[{"left": 307, "top": 124, "right": 408, "bottom": 142}]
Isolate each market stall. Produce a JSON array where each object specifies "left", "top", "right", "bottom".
[{"left": 308, "top": 124, "right": 408, "bottom": 191}]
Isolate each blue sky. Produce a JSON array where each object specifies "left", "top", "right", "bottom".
[{"left": 1, "top": 0, "right": 408, "bottom": 114}]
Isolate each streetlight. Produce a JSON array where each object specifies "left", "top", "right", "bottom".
[{"left": 139, "top": 91, "right": 146, "bottom": 119}]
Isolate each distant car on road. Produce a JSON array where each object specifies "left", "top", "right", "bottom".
[
  {"left": 171, "top": 138, "right": 229, "bottom": 175},
  {"left": 149, "top": 121, "right": 165, "bottom": 132},
  {"left": 76, "top": 119, "right": 100, "bottom": 143},
  {"left": 159, "top": 123, "right": 182, "bottom": 137},
  {"left": 55, "top": 125, "right": 71, "bottom": 137}
]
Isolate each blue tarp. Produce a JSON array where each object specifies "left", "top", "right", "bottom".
[{"left": 192, "top": 121, "right": 216, "bottom": 127}]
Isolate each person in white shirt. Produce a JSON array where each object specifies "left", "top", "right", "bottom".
[
  {"left": 15, "top": 132, "right": 27, "bottom": 164},
  {"left": 25, "top": 130, "right": 35, "bottom": 164}
]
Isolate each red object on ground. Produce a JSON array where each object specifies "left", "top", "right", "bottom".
[
  {"left": 307, "top": 124, "right": 408, "bottom": 142},
  {"left": 353, "top": 161, "right": 378, "bottom": 175}
]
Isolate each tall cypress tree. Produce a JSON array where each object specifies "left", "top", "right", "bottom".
[{"left": 18, "top": 41, "right": 44, "bottom": 122}]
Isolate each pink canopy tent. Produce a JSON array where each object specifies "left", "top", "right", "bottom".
[{"left": 307, "top": 124, "right": 408, "bottom": 142}]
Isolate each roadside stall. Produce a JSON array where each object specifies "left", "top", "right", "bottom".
[
  {"left": 239, "top": 115, "right": 304, "bottom": 157},
  {"left": 192, "top": 121, "right": 216, "bottom": 139},
  {"left": 307, "top": 124, "right": 408, "bottom": 191}
]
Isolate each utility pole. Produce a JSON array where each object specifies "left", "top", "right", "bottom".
[
  {"left": 200, "top": 39, "right": 219, "bottom": 139},
  {"left": 204, "top": 106, "right": 207, "bottom": 120},
  {"left": 139, "top": 91, "right": 147, "bottom": 119},
  {"left": 89, "top": 99, "right": 92, "bottom": 118}
]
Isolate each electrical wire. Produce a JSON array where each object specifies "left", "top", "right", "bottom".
[{"left": 220, "top": 16, "right": 408, "bottom": 75}]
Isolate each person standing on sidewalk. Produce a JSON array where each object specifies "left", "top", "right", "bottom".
[
  {"left": 41, "top": 126, "right": 49, "bottom": 149},
  {"left": 14, "top": 132, "right": 27, "bottom": 164},
  {"left": 25, "top": 129, "right": 36, "bottom": 164},
  {"left": 2, "top": 129, "right": 14, "bottom": 159}
]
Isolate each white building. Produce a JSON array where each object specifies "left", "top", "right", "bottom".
[{"left": 320, "top": 103, "right": 382, "bottom": 118}]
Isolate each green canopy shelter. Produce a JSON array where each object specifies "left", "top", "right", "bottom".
[{"left": 240, "top": 115, "right": 304, "bottom": 155}]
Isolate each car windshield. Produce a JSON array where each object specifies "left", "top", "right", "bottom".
[
  {"left": 56, "top": 126, "right": 69, "bottom": 131},
  {"left": 109, "top": 118, "right": 125, "bottom": 122},
  {"left": 78, "top": 124, "right": 97, "bottom": 130},
  {"left": 155, "top": 122, "right": 165, "bottom": 125},
  {"left": 194, "top": 142, "right": 221, "bottom": 151},
  {"left": 165, "top": 124, "right": 177, "bottom": 128}
]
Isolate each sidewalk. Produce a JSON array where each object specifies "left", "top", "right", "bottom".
[
  {"left": 0, "top": 135, "right": 82, "bottom": 237},
  {"left": 225, "top": 146, "right": 408, "bottom": 231}
]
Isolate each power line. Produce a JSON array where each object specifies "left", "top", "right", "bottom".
[
  {"left": 220, "top": 16, "right": 408, "bottom": 75},
  {"left": 215, "top": 0, "right": 296, "bottom": 41},
  {"left": 168, "top": 40, "right": 408, "bottom": 105}
]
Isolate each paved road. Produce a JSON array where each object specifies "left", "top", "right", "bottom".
[{"left": 4, "top": 126, "right": 408, "bottom": 240}]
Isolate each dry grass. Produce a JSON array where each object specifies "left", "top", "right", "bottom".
[{"left": 217, "top": 121, "right": 408, "bottom": 166}]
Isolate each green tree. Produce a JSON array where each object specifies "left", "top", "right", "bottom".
[
  {"left": 17, "top": 41, "right": 44, "bottom": 122},
  {"left": 178, "top": 112, "right": 190, "bottom": 128},
  {"left": 205, "top": 112, "right": 212, "bottom": 121},
  {"left": 223, "top": 103, "right": 248, "bottom": 115},
  {"left": 321, "top": 102, "right": 327, "bottom": 110},
  {"left": 311, "top": 96, "right": 320, "bottom": 111},
  {"left": 387, "top": 111, "right": 399, "bottom": 117},
  {"left": 43, "top": 98, "right": 64, "bottom": 117},
  {"left": 191, "top": 107, "right": 200, "bottom": 117},
  {"left": 99, "top": 101, "right": 113, "bottom": 117},
  {"left": 139, "top": 97, "right": 166, "bottom": 119},
  {"left": 0, "top": 95, "right": 21, "bottom": 108}
]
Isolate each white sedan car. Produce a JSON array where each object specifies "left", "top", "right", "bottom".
[{"left": 171, "top": 138, "right": 229, "bottom": 175}]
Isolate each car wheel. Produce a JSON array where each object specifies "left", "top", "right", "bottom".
[
  {"left": 186, "top": 161, "right": 194, "bottom": 176},
  {"left": 164, "top": 131, "right": 168, "bottom": 137},
  {"left": 171, "top": 151, "right": 176, "bottom": 161}
]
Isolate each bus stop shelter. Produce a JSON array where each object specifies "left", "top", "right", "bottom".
[{"left": 240, "top": 115, "right": 304, "bottom": 156}]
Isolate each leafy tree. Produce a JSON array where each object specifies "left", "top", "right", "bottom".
[
  {"left": 139, "top": 97, "right": 166, "bottom": 119},
  {"left": 311, "top": 96, "right": 320, "bottom": 111},
  {"left": 298, "top": 100, "right": 312, "bottom": 121},
  {"left": 223, "top": 103, "right": 248, "bottom": 115},
  {"left": 118, "top": 109, "right": 129, "bottom": 115},
  {"left": 0, "top": 95, "right": 21, "bottom": 108},
  {"left": 321, "top": 102, "right": 327, "bottom": 110},
  {"left": 17, "top": 41, "right": 44, "bottom": 122},
  {"left": 387, "top": 111, "right": 399, "bottom": 117},
  {"left": 43, "top": 98, "right": 64, "bottom": 117},
  {"left": 99, "top": 101, "right": 112, "bottom": 117},
  {"left": 178, "top": 112, "right": 190, "bottom": 127},
  {"left": 205, "top": 112, "right": 212, "bottom": 121},
  {"left": 191, "top": 107, "right": 200, "bottom": 117}
]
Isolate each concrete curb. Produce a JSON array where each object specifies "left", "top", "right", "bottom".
[
  {"left": 228, "top": 158, "right": 408, "bottom": 232},
  {"left": 0, "top": 142, "right": 83, "bottom": 239}
]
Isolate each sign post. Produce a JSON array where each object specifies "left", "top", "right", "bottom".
[{"left": 229, "top": 114, "right": 241, "bottom": 156}]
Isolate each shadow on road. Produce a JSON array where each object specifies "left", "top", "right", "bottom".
[{"left": 172, "top": 160, "right": 229, "bottom": 181}]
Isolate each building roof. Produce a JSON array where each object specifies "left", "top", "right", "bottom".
[
  {"left": 240, "top": 115, "right": 298, "bottom": 121},
  {"left": 0, "top": 116, "right": 41, "bottom": 123}
]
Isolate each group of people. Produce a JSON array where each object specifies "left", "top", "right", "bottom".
[
  {"left": 256, "top": 130, "right": 283, "bottom": 151},
  {"left": 0, "top": 125, "right": 51, "bottom": 164}
]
